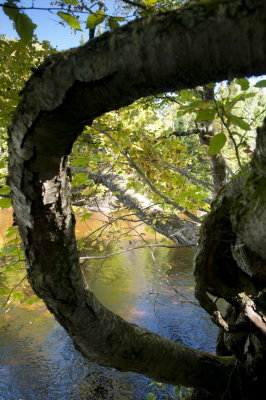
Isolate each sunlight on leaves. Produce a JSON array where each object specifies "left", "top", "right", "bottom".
[
  {"left": 208, "top": 133, "right": 227, "bottom": 156},
  {"left": 86, "top": 10, "right": 106, "bottom": 29},
  {"left": 57, "top": 11, "right": 82, "bottom": 30}
]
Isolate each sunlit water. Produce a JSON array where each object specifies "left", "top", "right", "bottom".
[{"left": 0, "top": 209, "right": 218, "bottom": 400}]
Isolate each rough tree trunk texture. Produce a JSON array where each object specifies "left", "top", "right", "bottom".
[
  {"left": 8, "top": 0, "right": 266, "bottom": 398},
  {"left": 194, "top": 122, "right": 266, "bottom": 399},
  {"left": 87, "top": 171, "right": 199, "bottom": 245}
]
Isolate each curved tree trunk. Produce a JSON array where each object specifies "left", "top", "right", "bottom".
[{"left": 8, "top": 1, "right": 266, "bottom": 398}]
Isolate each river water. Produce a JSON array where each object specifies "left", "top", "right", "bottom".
[{"left": 0, "top": 209, "right": 218, "bottom": 400}]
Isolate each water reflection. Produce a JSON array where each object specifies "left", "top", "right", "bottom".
[{"left": 0, "top": 210, "right": 218, "bottom": 399}]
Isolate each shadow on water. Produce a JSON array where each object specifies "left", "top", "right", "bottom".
[{"left": 0, "top": 210, "right": 218, "bottom": 399}]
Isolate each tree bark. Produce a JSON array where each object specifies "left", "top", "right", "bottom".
[
  {"left": 8, "top": 0, "right": 266, "bottom": 397},
  {"left": 193, "top": 120, "right": 266, "bottom": 399},
  {"left": 197, "top": 86, "right": 227, "bottom": 192},
  {"left": 87, "top": 170, "right": 199, "bottom": 245}
]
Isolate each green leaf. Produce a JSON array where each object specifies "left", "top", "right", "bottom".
[
  {"left": 6, "top": 237, "right": 20, "bottom": 244},
  {"left": 225, "top": 92, "right": 256, "bottom": 109},
  {"left": 107, "top": 16, "right": 126, "bottom": 30},
  {"left": 72, "top": 157, "right": 88, "bottom": 167},
  {"left": 0, "top": 197, "right": 12, "bottom": 208},
  {"left": 3, "top": 244, "right": 19, "bottom": 254},
  {"left": 174, "top": 386, "right": 181, "bottom": 394},
  {"left": 15, "top": 13, "right": 37, "bottom": 43},
  {"left": 86, "top": 10, "right": 106, "bottom": 29},
  {"left": 57, "top": 11, "right": 82, "bottom": 30},
  {"left": 146, "top": 393, "right": 157, "bottom": 400},
  {"left": 63, "top": 0, "right": 79, "bottom": 4},
  {"left": 3, "top": 0, "right": 19, "bottom": 21},
  {"left": 5, "top": 227, "right": 18, "bottom": 238},
  {"left": 3, "top": 1, "right": 36, "bottom": 42},
  {"left": 0, "top": 187, "right": 10, "bottom": 194},
  {"left": 178, "top": 89, "right": 194, "bottom": 102},
  {"left": 0, "top": 289, "right": 10, "bottom": 295},
  {"left": 11, "top": 292, "right": 25, "bottom": 301},
  {"left": 255, "top": 80, "right": 266, "bottom": 88},
  {"left": 195, "top": 109, "right": 216, "bottom": 123},
  {"left": 229, "top": 114, "right": 251, "bottom": 131},
  {"left": 107, "top": 17, "right": 119, "bottom": 30},
  {"left": 145, "top": 0, "right": 157, "bottom": 6},
  {"left": 0, "top": 160, "right": 5, "bottom": 168},
  {"left": 5, "top": 226, "right": 18, "bottom": 235},
  {"left": 208, "top": 133, "right": 227, "bottom": 156},
  {"left": 235, "top": 78, "right": 250, "bottom": 91},
  {"left": 24, "top": 296, "right": 41, "bottom": 305},
  {"left": 72, "top": 172, "right": 88, "bottom": 187}
]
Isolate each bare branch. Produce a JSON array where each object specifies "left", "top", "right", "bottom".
[{"left": 79, "top": 243, "right": 192, "bottom": 260}]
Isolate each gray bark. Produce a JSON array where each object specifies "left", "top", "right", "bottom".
[
  {"left": 8, "top": 0, "right": 266, "bottom": 397},
  {"left": 88, "top": 170, "right": 199, "bottom": 245},
  {"left": 198, "top": 86, "right": 227, "bottom": 192}
]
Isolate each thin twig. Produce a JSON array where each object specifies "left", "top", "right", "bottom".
[
  {"left": 1, "top": 274, "right": 27, "bottom": 309},
  {"left": 80, "top": 243, "right": 192, "bottom": 260},
  {"left": 214, "top": 98, "right": 242, "bottom": 169},
  {"left": 0, "top": 4, "right": 93, "bottom": 13}
]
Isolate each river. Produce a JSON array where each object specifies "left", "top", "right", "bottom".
[{"left": 0, "top": 208, "right": 218, "bottom": 400}]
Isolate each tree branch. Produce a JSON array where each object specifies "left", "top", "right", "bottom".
[
  {"left": 79, "top": 243, "right": 191, "bottom": 260},
  {"left": 0, "top": 3, "right": 94, "bottom": 14},
  {"left": 156, "top": 159, "right": 214, "bottom": 192},
  {"left": 87, "top": 170, "right": 199, "bottom": 245},
  {"left": 101, "top": 130, "right": 201, "bottom": 223}
]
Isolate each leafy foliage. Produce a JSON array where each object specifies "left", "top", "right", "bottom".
[
  {"left": 0, "top": 36, "right": 54, "bottom": 199},
  {"left": 57, "top": 11, "right": 82, "bottom": 30},
  {"left": 0, "top": 37, "right": 53, "bottom": 308},
  {"left": 86, "top": 9, "right": 106, "bottom": 29},
  {"left": 3, "top": 0, "right": 37, "bottom": 42}
]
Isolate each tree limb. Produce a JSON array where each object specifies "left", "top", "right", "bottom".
[
  {"left": 101, "top": 130, "right": 201, "bottom": 223},
  {"left": 79, "top": 243, "right": 191, "bottom": 260},
  {"left": 156, "top": 159, "right": 214, "bottom": 192},
  {"left": 87, "top": 170, "right": 199, "bottom": 245}
]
